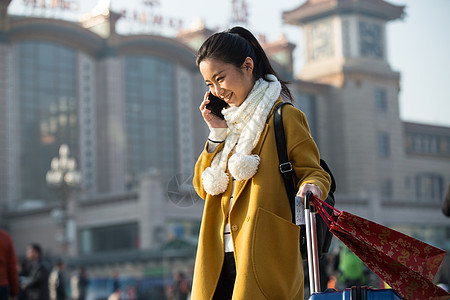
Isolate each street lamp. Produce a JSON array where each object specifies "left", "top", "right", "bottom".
[{"left": 46, "top": 144, "right": 81, "bottom": 256}]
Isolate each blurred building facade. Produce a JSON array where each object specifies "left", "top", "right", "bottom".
[
  {"left": 0, "top": 0, "right": 449, "bottom": 284},
  {"left": 0, "top": 0, "right": 207, "bottom": 282}
]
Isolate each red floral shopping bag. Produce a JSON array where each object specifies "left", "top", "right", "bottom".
[{"left": 310, "top": 195, "right": 450, "bottom": 300}]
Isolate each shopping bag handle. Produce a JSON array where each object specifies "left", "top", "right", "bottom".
[{"left": 307, "top": 193, "right": 341, "bottom": 229}]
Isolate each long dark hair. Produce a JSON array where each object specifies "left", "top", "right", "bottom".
[{"left": 196, "top": 26, "right": 293, "bottom": 102}]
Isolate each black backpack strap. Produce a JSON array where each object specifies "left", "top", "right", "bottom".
[
  {"left": 273, "top": 102, "right": 296, "bottom": 223},
  {"left": 320, "top": 159, "right": 336, "bottom": 194}
]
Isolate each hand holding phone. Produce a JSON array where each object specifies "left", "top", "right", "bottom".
[{"left": 206, "top": 93, "right": 228, "bottom": 120}]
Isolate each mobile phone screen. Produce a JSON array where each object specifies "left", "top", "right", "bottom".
[{"left": 206, "top": 93, "right": 227, "bottom": 119}]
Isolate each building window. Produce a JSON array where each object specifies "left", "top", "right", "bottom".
[
  {"left": 429, "top": 136, "right": 438, "bottom": 154},
  {"left": 80, "top": 222, "right": 139, "bottom": 255},
  {"left": 18, "top": 41, "right": 78, "bottom": 202},
  {"left": 406, "top": 133, "right": 449, "bottom": 156},
  {"left": 375, "top": 87, "right": 387, "bottom": 112},
  {"left": 124, "top": 56, "right": 177, "bottom": 188},
  {"left": 415, "top": 173, "right": 444, "bottom": 202},
  {"left": 378, "top": 132, "right": 390, "bottom": 157}
]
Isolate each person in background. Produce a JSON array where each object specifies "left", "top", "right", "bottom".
[
  {"left": 191, "top": 26, "right": 331, "bottom": 299},
  {"left": 0, "top": 229, "right": 19, "bottom": 300},
  {"left": 171, "top": 272, "right": 189, "bottom": 300},
  {"left": 49, "top": 260, "right": 67, "bottom": 300},
  {"left": 71, "top": 267, "right": 89, "bottom": 300},
  {"left": 338, "top": 247, "right": 367, "bottom": 288},
  {"left": 108, "top": 271, "right": 121, "bottom": 300},
  {"left": 112, "top": 271, "right": 120, "bottom": 294},
  {"left": 21, "top": 243, "right": 50, "bottom": 300}
]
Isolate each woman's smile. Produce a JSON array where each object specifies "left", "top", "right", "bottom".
[{"left": 221, "top": 92, "right": 233, "bottom": 102}]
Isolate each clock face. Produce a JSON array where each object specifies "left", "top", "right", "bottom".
[
  {"left": 359, "top": 22, "right": 383, "bottom": 58},
  {"left": 311, "top": 21, "right": 333, "bottom": 60}
]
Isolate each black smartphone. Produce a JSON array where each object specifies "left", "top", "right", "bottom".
[{"left": 206, "top": 93, "right": 227, "bottom": 119}]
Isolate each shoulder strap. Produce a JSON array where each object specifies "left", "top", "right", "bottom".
[{"left": 273, "top": 102, "right": 297, "bottom": 223}]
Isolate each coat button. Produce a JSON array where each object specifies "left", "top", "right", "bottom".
[
  {"left": 246, "top": 216, "right": 250, "bottom": 222},
  {"left": 231, "top": 224, "right": 239, "bottom": 231}
]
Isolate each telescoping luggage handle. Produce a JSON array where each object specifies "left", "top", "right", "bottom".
[{"left": 304, "top": 191, "right": 321, "bottom": 294}]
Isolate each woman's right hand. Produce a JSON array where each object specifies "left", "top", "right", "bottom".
[{"left": 199, "top": 92, "right": 228, "bottom": 129}]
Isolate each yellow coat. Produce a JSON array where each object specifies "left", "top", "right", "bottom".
[{"left": 191, "top": 99, "right": 331, "bottom": 299}]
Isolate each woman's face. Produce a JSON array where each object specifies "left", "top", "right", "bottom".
[{"left": 199, "top": 57, "right": 255, "bottom": 107}]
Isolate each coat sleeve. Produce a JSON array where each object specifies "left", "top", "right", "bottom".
[
  {"left": 193, "top": 141, "right": 225, "bottom": 200},
  {"left": 282, "top": 105, "right": 331, "bottom": 200}
]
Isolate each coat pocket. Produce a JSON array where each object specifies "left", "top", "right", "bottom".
[{"left": 252, "top": 207, "right": 303, "bottom": 299}]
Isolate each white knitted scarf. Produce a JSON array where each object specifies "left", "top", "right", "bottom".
[{"left": 201, "top": 74, "right": 281, "bottom": 195}]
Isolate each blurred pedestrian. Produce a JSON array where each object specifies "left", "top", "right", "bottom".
[
  {"left": 108, "top": 271, "right": 120, "bottom": 300},
  {"left": 442, "top": 182, "right": 450, "bottom": 217},
  {"left": 17, "top": 257, "right": 36, "bottom": 300},
  {"left": 0, "top": 229, "right": 19, "bottom": 300},
  {"left": 21, "top": 243, "right": 50, "bottom": 300},
  {"left": 71, "top": 267, "right": 89, "bottom": 300},
  {"left": 49, "top": 259, "right": 67, "bottom": 300},
  {"left": 338, "top": 247, "right": 367, "bottom": 288},
  {"left": 319, "top": 255, "right": 330, "bottom": 292},
  {"left": 171, "top": 272, "right": 189, "bottom": 300},
  {"left": 112, "top": 271, "right": 120, "bottom": 294}
]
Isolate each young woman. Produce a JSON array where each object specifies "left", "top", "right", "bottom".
[{"left": 192, "top": 26, "right": 331, "bottom": 299}]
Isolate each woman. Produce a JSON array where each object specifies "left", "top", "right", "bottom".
[{"left": 192, "top": 26, "right": 331, "bottom": 299}]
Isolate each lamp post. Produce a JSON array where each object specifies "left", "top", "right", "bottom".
[{"left": 46, "top": 144, "right": 81, "bottom": 257}]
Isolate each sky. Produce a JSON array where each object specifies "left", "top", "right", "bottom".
[{"left": 9, "top": 0, "right": 450, "bottom": 127}]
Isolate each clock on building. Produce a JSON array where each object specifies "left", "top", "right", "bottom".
[
  {"left": 310, "top": 21, "right": 333, "bottom": 60},
  {"left": 359, "top": 22, "right": 383, "bottom": 58}
]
